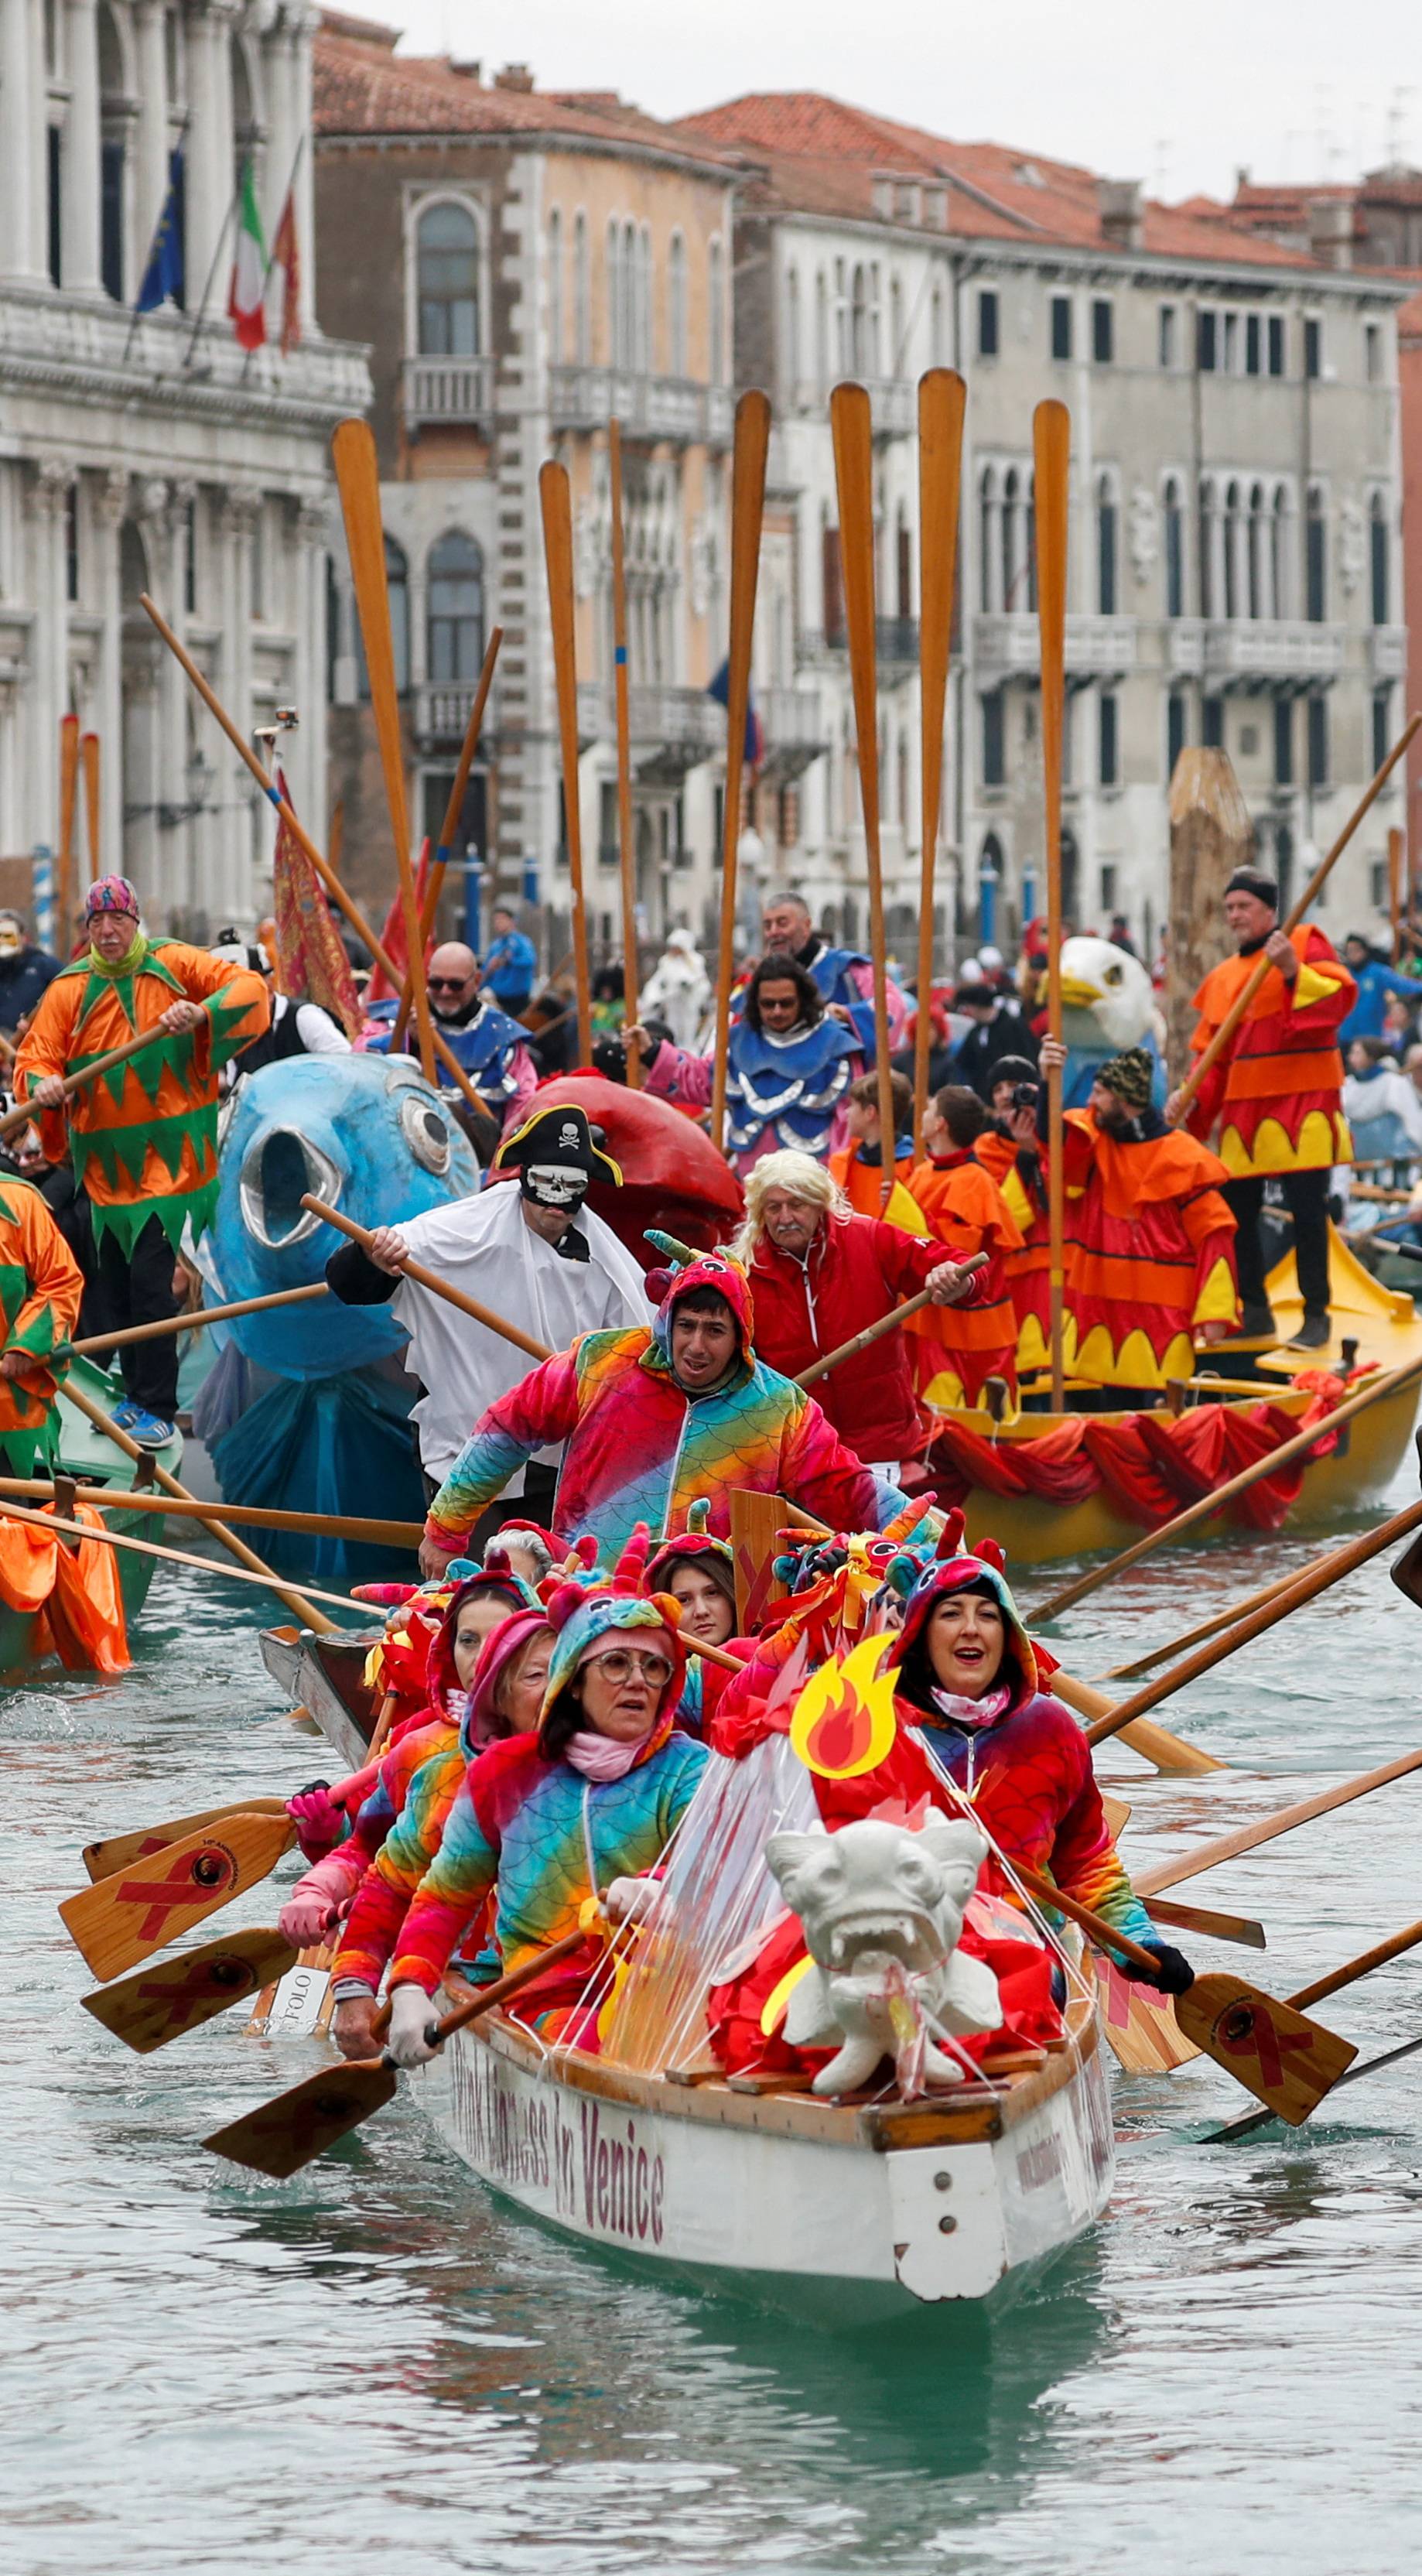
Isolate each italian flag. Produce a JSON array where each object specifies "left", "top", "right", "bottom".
[{"left": 227, "top": 159, "right": 267, "bottom": 351}]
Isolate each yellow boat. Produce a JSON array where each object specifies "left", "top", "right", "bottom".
[{"left": 938, "top": 1230, "right": 1422, "bottom": 1569}]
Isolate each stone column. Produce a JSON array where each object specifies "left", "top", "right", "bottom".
[
  {"left": 292, "top": 498, "right": 329, "bottom": 834},
  {"left": 185, "top": 0, "right": 237, "bottom": 323},
  {"left": 29, "top": 462, "right": 74, "bottom": 860},
  {"left": 27, "top": 0, "right": 47, "bottom": 286},
  {"left": 132, "top": 0, "right": 169, "bottom": 280},
  {"left": 92, "top": 468, "right": 129, "bottom": 881},
  {"left": 60, "top": 0, "right": 103, "bottom": 292},
  {"left": 1, "top": 0, "right": 40, "bottom": 282},
  {"left": 133, "top": 476, "right": 179, "bottom": 917},
  {"left": 216, "top": 487, "right": 259, "bottom": 925},
  {"left": 290, "top": 5, "right": 317, "bottom": 333}
]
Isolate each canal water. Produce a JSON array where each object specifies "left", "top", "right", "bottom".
[{"left": 6, "top": 1456, "right": 1422, "bottom": 2575}]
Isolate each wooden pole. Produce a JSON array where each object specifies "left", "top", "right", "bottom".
[
  {"left": 1174, "top": 711, "right": 1421, "bottom": 1120},
  {"left": 794, "top": 1254, "right": 986, "bottom": 1387},
  {"left": 1167, "top": 748, "right": 1253, "bottom": 1088},
  {"left": 1082, "top": 1491, "right": 1422, "bottom": 1747},
  {"left": 538, "top": 460, "right": 593, "bottom": 1067},
  {"left": 0, "top": 1474, "right": 423, "bottom": 1548},
  {"left": 62, "top": 1281, "right": 328, "bottom": 1359},
  {"left": 711, "top": 390, "right": 771, "bottom": 1155},
  {"left": 914, "top": 370, "right": 966, "bottom": 1156},
  {"left": 80, "top": 731, "right": 100, "bottom": 883},
  {"left": 332, "top": 419, "right": 438, "bottom": 1087},
  {"left": 608, "top": 422, "right": 641, "bottom": 1086},
  {"left": 831, "top": 380, "right": 896, "bottom": 1206},
  {"left": 1391, "top": 822, "right": 1406, "bottom": 966},
  {"left": 0, "top": 1490, "right": 361, "bottom": 1618},
  {"left": 391, "top": 624, "right": 503, "bottom": 1052},
  {"left": 299, "top": 1194, "right": 552, "bottom": 1362},
  {"left": 1034, "top": 399, "right": 1070, "bottom": 1408},
  {"left": 138, "top": 595, "right": 494, "bottom": 1120},
  {"left": 56, "top": 714, "right": 79, "bottom": 960},
  {"left": 327, "top": 799, "right": 344, "bottom": 881},
  {"left": 60, "top": 1378, "right": 344, "bottom": 1633},
  {"left": 5, "top": 1021, "right": 200, "bottom": 1144}
]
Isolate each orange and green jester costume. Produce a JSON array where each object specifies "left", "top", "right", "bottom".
[
  {"left": 14, "top": 936, "right": 268, "bottom": 1258},
  {"left": 0, "top": 1179, "right": 84, "bottom": 1475}
]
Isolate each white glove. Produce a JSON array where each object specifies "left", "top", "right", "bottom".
[
  {"left": 278, "top": 1858, "right": 352, "bottom": 1946},
  {"left": 385, "top": 1983, "right": 442, "bottom": 2068},
  {"left": 604, "top": 1874, "right": 661, "bottom": 1926}
]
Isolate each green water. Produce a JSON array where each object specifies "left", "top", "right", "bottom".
[{"left": 6, "top": 1459, "right": 1422, "bottom": 2574}]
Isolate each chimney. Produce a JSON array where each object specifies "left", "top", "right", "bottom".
[
  {"left": 1098, "top": 178, "right": 1144, "bottom": 251},
  {"left": 1307, "top": 196, "right": 1355, "bottom": 269},
  {"left": 493, "top": 62, "right": 535, "bottom": 92}
]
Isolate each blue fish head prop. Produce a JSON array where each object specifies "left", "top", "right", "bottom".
[{"left": 210, "top": 1054, "right": 480, "bottom": 1378}]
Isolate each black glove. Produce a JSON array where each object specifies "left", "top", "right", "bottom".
[{"left": 1126, "top": 1940, "right": 1194, "bottom": 1998}]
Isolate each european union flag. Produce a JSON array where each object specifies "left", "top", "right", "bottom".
[{"left": 135, "top": 149, "right": 185, "bottom": 313}]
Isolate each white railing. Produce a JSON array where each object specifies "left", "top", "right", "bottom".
[
  {"left": 1203, "top": 621, "right": 1344, "bottom": 681},
  {"left": 973, "top": 614, "right": 1137, "bottom": 676},
  {"left": 549, "top": 366, "right": 730, "bottom": 443},
  {"left": 1369, "top": 624, "right": 1410, "bottom": 683},
  {"left": 402, "top": 354, "right": 494, "bottom": 430},
  {"left": 0, "top": 281, "right": 370, "bottom": 424}
]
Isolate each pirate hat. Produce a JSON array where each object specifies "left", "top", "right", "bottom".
[{"left": 492, "top": 1100, "right": 623, "bottom": 1186}]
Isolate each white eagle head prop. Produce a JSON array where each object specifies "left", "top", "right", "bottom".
[
  {"left": 1057, "top": 935, "right": 1156, "bottom": 1054},
  {"left": 765, "top": 1816, "right": 1000, "bottom": 2098}
]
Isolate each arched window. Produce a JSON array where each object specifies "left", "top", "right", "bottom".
[
  {"left": 1271, "top": 486, "right": 1290, "bottom": 618},
  {"left": 1198, "top": 477, "right": 1215, "bottom": 620},
  {"left": 851, "top": 264, "right": 870, "bottom": 374},
  {"left": 669, "top": 231, "right": 688, "bottom": 377},
  {"left": 1096, "top": 472, "right": 1117, "bottom": 615},
  {"left": 783, "top": 264, "right": 798, "bottom": 392},
  {"left": 357, "top": 537, "right": 409, "bottom": 698},
  {"left": 1164, "top": 477, "right": 1184, "bottom": 617},
  {"left": 417, "top": 203, "right": 479, "bottom": 357},
  {"left": 426, "top": 533, "right": 484, "bottom": 682},
  {"left": 1248, "top": 481, "right": 1267, "bottom": 619},
  {"left": 606, "top": 218, "right": 623, "bottom": 368},
  {"left": 548, "top": 208, "right": 563, "bottom": 365},
  {"left": 814, "top": 271, "right": 829, "bottom": 390},
  {"left": 1002, "top": 468, "right": 1020, "bottom": 613},
  {"left": 1305, "top": 483, "right": 1327, "bottom": 621},
  {"left": 979, "top": 466, "right": 999, "bottom": 613},
  {"left": 638, "top": 224, "right": 653, "bottom": 374},
  {"left": 930, "top": 282, "right": 945, "bottom": 367},
  {"left": 573, "top": 211, "right": 590, "bottom": 364},
  {"left": 1371, "top": 491, "right": 1390, "bottom": 625},
  {"left": 889, "top": 274, "right": 903, "bottom": 375},
  {"left": 1026, "top": 471, "right": 1037, "bottom": 614},
  {"left": 119, "top": 518, "right": 149, "bottom": 604},
  {"left": 709, "top": 238, "right": 725, "bottom": 385},
  {"left": 98, "top": 2, "right": 128, "bottom": 299},
  {"left": 1222, "top": 480, "right": 1242, "bottom": 621}
]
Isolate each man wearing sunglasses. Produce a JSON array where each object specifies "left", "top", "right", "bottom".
[{"left": 365, "top": 939, "right": 535, "bottom": 1134}]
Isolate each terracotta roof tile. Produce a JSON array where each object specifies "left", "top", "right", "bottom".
[{"left": 313, "top": 29, "right": 733, "bottom": 165}]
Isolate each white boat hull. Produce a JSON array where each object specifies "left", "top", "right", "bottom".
[{"left": 411, "top": 2003, "right": 1115, "bottom": 2322}]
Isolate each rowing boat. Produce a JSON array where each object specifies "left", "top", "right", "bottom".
[{"left": 410, "top": 1986, "right": 1113, "bottom": 2321}]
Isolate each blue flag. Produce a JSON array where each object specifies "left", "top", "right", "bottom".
[
  {"left": 706, "top": 657, "right": 764, "bottom": 765},
  {"left": 135, "top": 149, "right": 185, "bottom": 313}
]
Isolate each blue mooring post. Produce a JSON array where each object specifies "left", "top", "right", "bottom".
[{"left": 31, "top": 846, "right": 54, "bottom": 953}]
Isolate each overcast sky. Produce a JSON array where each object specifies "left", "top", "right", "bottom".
[{"left": 334, "top": 0, "right": 1419, "bottom": 203}]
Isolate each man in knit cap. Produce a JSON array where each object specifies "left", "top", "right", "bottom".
[
  {"left": 1040, "top": 1035, "right": 1239, "bottom": 1392},
  {"left": 1166, "top": 865, "right": 1355, "bottom": 1347}
]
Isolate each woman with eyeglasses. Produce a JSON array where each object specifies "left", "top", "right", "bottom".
[{"left": 381, "top": 1538, "right": 708, "bottom": 2063}]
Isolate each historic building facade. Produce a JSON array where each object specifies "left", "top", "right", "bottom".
[
  {"left": 0, "top": 0, "right": 367, "bottom": 938},
  {"left": 679, "top": 96, "right": 1410, "bottom": 965},
  {"left": 313, "top": 18, "right": 740, "bottom": 956}
]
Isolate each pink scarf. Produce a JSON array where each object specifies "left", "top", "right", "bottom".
[
  {"left": 564, "top": 1729, "right": 645, "bottom": 1781},
  {"left": 930, "top": 1682, "right": 1011, "bottom": 1733}
]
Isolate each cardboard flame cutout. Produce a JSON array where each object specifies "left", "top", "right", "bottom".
[{"left": 788, "top": 1632, "right": 899, "bottom": 1780}]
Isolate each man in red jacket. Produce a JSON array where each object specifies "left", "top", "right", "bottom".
[{"left": 730, "top": 1148, "right": 981, "bottom": 1473}]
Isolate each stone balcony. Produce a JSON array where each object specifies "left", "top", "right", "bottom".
[
  {"left": 1202, "top": 620, "right": 1345, "bottom": 687},
  {"left": 1370, "top": 624, "right": 1410, "bottom": 684},
  {"left": 412, "top": 680, "right": 504, "bottom": 750},
  {"left": 576, "top": 680, "right": 722, "bottom": 779},
  {"left": 0, "top": 281, "right": 370, "bottom": 429},
  {"left": 401, "top": 355, "right": 495, "bottom": 436},
  {"left": 549, "top": 367, "right": 733, "bottom": 446},
  {"left": 759, "top": 686, "right": 829, "bottom": 779},
  {"left": 791, "top": 377, "right": 914, "bottom": 435},
  {"left": 973, "top": 614, "right": 1137, "bottom": 680}
]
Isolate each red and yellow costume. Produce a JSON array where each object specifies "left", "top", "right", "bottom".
[
  {"left": 904, "top": 1150, "right": 1023, "bottom": 1409},
  {"left": 15, "top": 942, "right": 268, "bottom": 1255},
  {"left": 1060, "top": 1110, "right": 1238, "bottom": 1387},
  {"left": 1184, "top": 927, "right": 1355, "bottom": 1175},
  {"left": 974, "top": 1127, "right": 1051, "bottom": 1372},
  {"left": 828, "top": 1141, "right": 925, "bottom": 1233}
]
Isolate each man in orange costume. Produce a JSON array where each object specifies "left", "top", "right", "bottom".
[
  {"left": 1041, "top": 1037, "right": 1239, "bottom": 1390},
  {"left": 972, "top": 1058, "right": 1051, "bottom": 1373},
  {"left": 15, "top": 876, "right": 268, "bottom": 1445},
  {"left": 828, "top": 1070, "right": 925, "bottom": 1230},
  {"left": 906, "top": 1085, "right": 1023, "bottom": 1409},
  {"left": 1167, "top": 866, "right": 1355, "bottom": 1349}
]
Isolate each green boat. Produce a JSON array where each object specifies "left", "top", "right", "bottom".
[{"left": 0, "top": 1355, "right": 184, "bottom": 1673}]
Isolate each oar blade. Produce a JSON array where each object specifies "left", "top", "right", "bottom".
[
  {"left": 203, "top": 2056, "right": 398, "bottom": 2178},
  {"left": 83, "top": 1798, "right": 289, "bottom": 1883},
  {"left": 1178, "top": 1972, "right": 1357, "bottom": 2125},
  {"left": 80, "top": 1927, "right": 298, "bottom": 2054},
  {"left": 60, "top": 1812, "right": 295, "bottom": 1981}
]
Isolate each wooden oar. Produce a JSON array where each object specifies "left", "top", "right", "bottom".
[
  {"left": 608, "top": 422, "right": 641, "bottom": 1089},
  {"left": 60, "top": 1281, "right": 329, "bottom": 1360},
  {"left": 1034, "top": 1355, "right": 1422, "bottom": 1620},
  {"left": 1009, "top": 1859, "right": 1355, "bottom": 2123},
  {"left": 1146, "top": 1897, "right": 1266, "bottom": 1950},
  {"left": 710, "top": 390, "right": 771, "bottom": 1156},
  {"left": 1034, "top": 399, "right": 1071, "bottom": 1409},
  {"left": 538, "top": 460, "right": 593, "bottom": 1066},
  {"left": 333, "top": 419, "right": 438, "bottom": 1087},
  {"left": 62, "top": 1375, "right": 342, "bottom": 1637},
  {"left": 0, "top": 1493, "right": 363, "bottom": 1627},
  {"left": 299, "top": 1195, "right": 551, "bottom": 1363},
  {"left": 1172, "top": 711, "right": 1421, "bottom": 1121},
  {"left": 1103, "top": 1560, "right": 1302, "bottom": 1680},
  {"left": 1202, "top": 1914, "right": 1422, "bottom": 2141},
  {"left": 831, "top": 381, "right": 896, "bottom": 1209},
  {"left": 60, "top": 1811, "right": 299, "bottom": 1982},
  {"left": 80, "top": 729, "right": 100, "bottom": 882},
  {"left": 793, "top": 1255, "right": 988, "bottom": 1389},
  {"left": 1137, "top": 1745, "right": 1422, "bottom": 1897},
  {"left": 914, "top": 368, "right": 965, "bottom": 1158},
  {"left": 0, "top": 1473, "right": 422, "bottom": 1551},
  {"left": 83, "top": 1797, "right": 292, "bottom": 1883},
  {"left": 203, "top": 1928, "right": 589, "bottom": 2177},
  {"left": 1083, "top": 1493, "right": 1422, "bottom": 1750},
  {"left": 81, "top": 1926, "right": 299, "bottom": 2054},
  {"left": 138, "top": 594, "right": 492, "bottom": 1122},
  {"left": 56, "top": 712, "right": 79, "bottom": 963},
  {"left": 391, "top": 625, "right": 502, "bottom": 1052},
  {"left": 1209, "top": 2020, "right": 1422, "bottom": 2143},
  {"left": 2, "top": 1020, "right": 207, "bottom": 1145}
]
